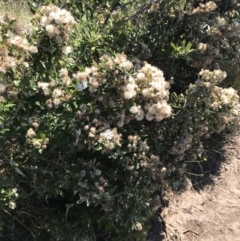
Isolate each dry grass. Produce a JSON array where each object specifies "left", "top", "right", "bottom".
[{"left": 0, "top": 0, "right": 33, "bottom": 35}]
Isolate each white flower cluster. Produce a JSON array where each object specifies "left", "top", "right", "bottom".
[
  {"left": 0, "top": 14, "right": 37, "bottom": 73},
  {"left": 194, "top": 70, "right": 238, "bottom": 111},
  {"left": 25, "top": 127, "right": 49, "bottom": 150},
  {"left": 36, "top": 4, "right": 76, "bottom": 45},
  {"left": 190, "top": 69, "right": 240, "bottom": 133},
  {"left": 38, "top": 82, "right": 50, "bottom": 96},
  {"left": 210, "top": 86, "right": 239, "bottom": 108},
  {"left": 197, "top": 43, "right": 207, "bottom": 53},
  {"left": 38, "top": 79, "right": 73, "bottom": 108},
  {"left": 73, "top": 65, "right": 106, "bottom": 93},
  {"left": 73, "top": 53, "right": 133, "bottom": 93},
  {"left": 211, "top": 85, "right": 240, "bottom": 131},
  {"left": 75, "top": 160, "right": 109, "bottom": 199},
  {"left": 59, "top": 67, "right": 71, "bottom": 86},
  {"left": 199, "top": 69, "right": 227, "bottom": 84},
  {"left": 98, "top": 53, "right": 133, "bottom": 71},
  {"left": 7, "top": 35, "right": 38, "bottom": 53},
  {"left": 98, "top": 128, "right": 122, "bottom": 151},
  {"left": 127, "top": 134, "right": 149, "bottom": 153},
  {"left": 131, "top": 61, "right": 171, "bottom": 122},
  {"left": 73, "top": 53, "right": 171, "bottom": 123},
  {"left": 215, "top": 17, "right": 226, "bottom": 27},
  {"left": 0, "top": 45, "right": 17, "bottom": 73},
  {"left": 74, "top": 117, "right": 122, "bottom": 153},
  {"left": 192, "top": 1, "right": 217, "bottom": 14},
  {"left": 209, "top": 85, "right": 240, "bottom": 132}
]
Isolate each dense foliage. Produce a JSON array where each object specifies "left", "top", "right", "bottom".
[{"left": 0, "top": 0, "right": 240, "bottom": 240}]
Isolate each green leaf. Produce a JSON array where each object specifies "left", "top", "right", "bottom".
[
  {"left": 15, "top": 167, "right": 25, "bottom": 177},
  {"left": 0, "top": 129, "right": 9, "bottom": 134},
  {"left": 3, "top": 103, "right": 15, "bottom": 108},
  {"left": 40, "top": 133, "right": 46, "bottom": 140}
]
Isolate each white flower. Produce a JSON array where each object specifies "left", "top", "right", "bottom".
[
  {"left": 77, "top": 81, "right": 88, "bottom": 91},
  {"left": 146, "top": 112, "right": 154, "bottom": 121},
  {"left": 85, "top": 67, "right": 92, "bottom": 74},
  {"left": 150, "top": 81, "right": 163, "bottom": 91},
  {"left": 38, "top": 82, "right": 49, "bottom": 89},
  {"left": 142, "top": 88, "right": 152, "bottom": 98},
  {"left": 130, "top": 106, "right": 139, "bottom": 114},
  {"left": 53, "top": 98, "right": 61, "bottom": 107},
  {"left": 127, "top": 76, "right": 135, "bottom": 84},
  {"left": 126, "top": 83, "right": 136, "bottom": 91},
  {"left": 135, "top": 222, "right": 142, "bottom": 231},
  {"left": 103, "top": 129, "right": 114, "bottom": 140},
  {"left": 135, "top": 109, "right": 144, "bottom": 121},
  {"left": 119, "top": 61, "right": 133, "bottom": 70},
  {"left": 52, "top": 88, "right": 63, "bottom": 98},
  {"left": 9, "top": 201, "right": 16, "bottom": 209},
  {"left": 124, "top": 90, "right": 136, "bottom": 99},
  {"left": 63, "top": 76, "right": 71, "bottom": 86},
  {"left": 28, "top": 46, "right": 38, "bottom": 53},
  {"left": 54, "top": 14, "right": 63, "bottom": 25},
  {"left": 26, "top": 128, "right": 36, "bottom": 138},
  {"left": 136, "top": 72, "right": 145, "bottom": 81},
  {"left": 224, "top": 87, "right": 236, "bottom": 96},
  {"left": 23, "top": 62, "right": 29, "bottom": 68},
  {"left": 60, "top": 68, "right": 68, "bottom": 76},
  {"left": 12, "top": 188, "right": 18, "bottom": 193},
  {"left": 63, "top": 46, "right": 73, "bottom": 54},
  {"left": 49, "top": 12, "right": 57, "bottom": 21},
  {"left": 45, "top": 24, "right": 56, "bottom": 36},
  {"left": 40, "top": 16, "right": 49, "bottom": 26},
  {"left": 74, "top": 71, "right": 89, "bottom": 80}
]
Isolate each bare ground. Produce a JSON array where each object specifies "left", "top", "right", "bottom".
[
  {"left": 163, "top": 133, "right": 240, "bottom": 241},
  {"left": 148, "top": 132, "right": 240, "bottom": 241}
]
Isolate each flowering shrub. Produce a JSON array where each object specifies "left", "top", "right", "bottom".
[
  {"left": 123, "top": 0, "right": 240, "bottom": 94},
  {"left": 34, "top": 4, "right": 76, "bottom": 46},
  {"left": 169, "top": 69, "right": 240, "bottom": 162},
  {"left": 0, "top": 1, "right": 240, "bottom": 241}
]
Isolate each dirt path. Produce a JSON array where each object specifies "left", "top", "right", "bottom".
[{"left": 160, "top": 133, "right": 240, "bottom": 241}]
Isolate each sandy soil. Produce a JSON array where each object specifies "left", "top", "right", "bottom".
[{"left": 159, "top": 133, "right": 240, "bottom": 241}]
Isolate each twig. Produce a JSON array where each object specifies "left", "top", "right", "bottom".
[
  {"left": 213, "top": 149, "right": 223, "bottom": 159},
  {"left": 183, "top": 229, "right": 199, "bottom": 235},
  {"left": 113, "top": 191, "right": 131, "bottom": 198},
  {"left": 3, "top": 209, "right": 36, "bottom": 239},
  {"left": 109, "top": 3, "right": 151, "bottom": 33},
  {"left": 195, "top": 231, "right": 206, "bottom": 241},
  {"left": 103, "top": 0, "right": 135, "bottom": 26}
]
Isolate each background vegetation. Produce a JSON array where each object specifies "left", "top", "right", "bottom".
[{"left": 0, "top": 0, "right": 240, "bottom": 240}]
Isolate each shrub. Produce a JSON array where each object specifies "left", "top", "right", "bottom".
[{"left": 0, "top": 1, "right": 240, "bottom": 241}]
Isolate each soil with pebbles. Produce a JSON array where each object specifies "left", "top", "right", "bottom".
[{"left": 147, "top": 132, "right": 240, "bottom": 241}]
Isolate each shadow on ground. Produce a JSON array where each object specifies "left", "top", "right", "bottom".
[
  {"left": 187, "top": 132, "right": 227, "bottom": 190},
  {"left": 146, "top": 130, "right": 235, "bottom": 241}
]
